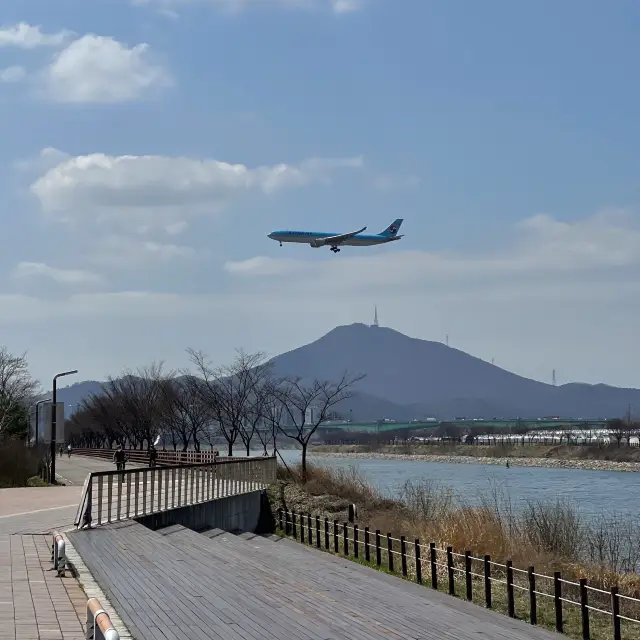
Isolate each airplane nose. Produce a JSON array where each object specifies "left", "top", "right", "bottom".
[{"left": 267, "top": 233, "right": 274, "bottom": 239}]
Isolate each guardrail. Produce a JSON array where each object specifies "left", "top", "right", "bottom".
[
  {"left": 50, "top": 531, "right": 66, "bottom": 577},
  {"left": 277, "top": 508, "right": 640, "bottom": 640},
  {"left": 71, "top": 447, "right": 237, "bottom": 466},
  {"left": 75, "top": 455, "right": 277, "bottom": 528},
  {"left": 86, "top": 598, "right": 119, "bottom": 640}
]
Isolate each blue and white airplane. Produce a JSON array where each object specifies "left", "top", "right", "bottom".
[{"left": 268, "top": 219, "right": 404, "bottom": 253}]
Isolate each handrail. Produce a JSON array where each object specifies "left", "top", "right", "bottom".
[
  {"left": 75, "top": 455, "right": 277, "bottom": 528},
  {"left": 86, "top": 598, "right": 120, "bottom": 640}
]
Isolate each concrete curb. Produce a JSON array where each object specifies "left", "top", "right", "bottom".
[{"left": 62, "top": 531, "right": 134, "bottom": 640}]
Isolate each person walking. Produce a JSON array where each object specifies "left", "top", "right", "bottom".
[
  {"left": 113, "top": 444, "right": 126, "bottom": 483},
  {"left": 67, "top": 444, "right": 72, "bottom": 458},
  {"left": 148, "top": 444, "right": 158, "bottom": 468}
]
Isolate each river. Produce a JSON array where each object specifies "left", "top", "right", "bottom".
[{"left": 269, "top": 449, "right": 640, "bottom": 518}]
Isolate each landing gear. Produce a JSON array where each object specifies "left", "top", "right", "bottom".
[
  {"left": 279, "top": 242, "right": 283, "bottom": 247},
  {"left": 330, "top": 246, "right": 340, "bottom": 253}
]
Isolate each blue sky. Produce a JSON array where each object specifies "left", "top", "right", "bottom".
[{"left": 1, "top": 0, "right": 640, "bottom": 390}]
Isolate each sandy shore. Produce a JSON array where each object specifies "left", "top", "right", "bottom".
[{"left": 309, "top": 450, "right": 640, "bottom": 472}]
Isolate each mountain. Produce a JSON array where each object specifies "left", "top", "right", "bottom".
[
  {"left": 269, "top": 323, "right": 640, "bottom": 419},
  {"left": 50, "top": 323, "right": 640, "bottom": 420}
]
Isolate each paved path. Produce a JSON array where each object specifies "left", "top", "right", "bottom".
[
  {"left": 69, "top": 521, "right": 559, "bottom": 640},
  {"left": 0, "top": 455, "right": 136, "bottom": 640}
]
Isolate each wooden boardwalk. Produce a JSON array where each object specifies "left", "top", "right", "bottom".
[{"left": 68, "top": 521, "right": 558, "bottom": 640}]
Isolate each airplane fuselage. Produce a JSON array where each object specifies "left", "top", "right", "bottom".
[{"left": 267, "top": 230, "right": 401, "bottom": 247}]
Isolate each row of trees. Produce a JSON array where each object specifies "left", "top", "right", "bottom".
[
  {"left": 67, "top": 349, "right": 364, "bottom": 478},
  {"left": 0, "top": 346, "right": 39, "bottom": 441}
]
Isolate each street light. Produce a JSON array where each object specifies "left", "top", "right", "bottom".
[
  {"left": 32, "top": 398, "right": 50, "bottom": 446},
  {"left": 50, "top": 369, "right": 78, "bottom": 484}
]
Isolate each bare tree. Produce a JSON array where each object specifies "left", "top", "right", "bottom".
[
  {"left": 238, "top": 363, "right": 274, "bottom": 456},
  {"left": 158, "top": 376, "right": 212, "bottom": 452},
  {"left": 188, "top": 348, "right": 267, "bottom": 456},
  {"left": 100, "top": 363, "right": 169, "bottom": 449},
  {"left": 607, "top": 417, "right": 636, "bottom": 448},
  {"left": 0, "top": 346, "right": 40, "bottom": 437},
  {"left": 257, "top": 379, "right": 287, "bottom": 456},
  {"left": 278, "top": 371, "right": 365, "bottom": 480}
]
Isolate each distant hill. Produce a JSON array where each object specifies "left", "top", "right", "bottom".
[
  {"left": 269, "top": 323, "right": 639, "bottom": 419},
  {"left": 49, "top": 323, "right": 640, "bottom": 420}
]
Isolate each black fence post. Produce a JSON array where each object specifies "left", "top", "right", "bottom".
[
  {"left": 324, "top": 517, "right": 329, "bottom": 549},
  {"left": 292, "top": 511, "right": 297, "bottom": 539},
  {"left": 333, "top": 520, "right": 338, "bottom": 553},
  {"left": 375, "top": 530, "right": 381, "bottom": 567},
  {"left": 446, "top": 547, "right": 455, "bottom": 595},
  {"left": 277, "top": 507, "right": 283, "bottom": 531},
  {"left": 579, "top": 578, "right": 589, "bottom": 639},
  {"left": 611, "top": 586, "right": 621, "bottom": 640},
  {"left": 343, "top": 523, "right": 349, "bottom": 556},
  {"left": 506, "top": 560, "right": 515, "bottom": 618},
  {"left": 554, "top": 572, "right": 563, "bottom": 633},
  {"left": 307, "top": 513, "right": 312, "bottom": 545},
  {"left": 430, "top": 543, "right": 438, "bottom": 590},
  {"left": 300, "top": 514, "right": 305, "bottom": 544},
  {"left": 464, "top": 551, "right": 472, "bottom": 601},
  {"left": 400, "top": 537, "right": 408, "bottom": 577},
  {"left": 415, "top": 539, "right": 422, "bottom": 585},
  {"left": 364, "top": 527, "right": 370, "bottom": 562},
  {"left": 315, "top": 515, "right": 321, "bottom": 549},
  {"left": 484, "top": 555, "right": 492, "bottom": 608},
  {"left": 387, "top": 534, "right": 394, "bottom": 573},
  {"left": 528, "top": 567, "right": 536, "bottom": 625}
]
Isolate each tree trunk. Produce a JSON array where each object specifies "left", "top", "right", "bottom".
[
  {"left": 301, "top": 442, "right": 308, "bottom": 482},
  {"left": 246, "top": 441, "right": 251, "bottom": 457}
]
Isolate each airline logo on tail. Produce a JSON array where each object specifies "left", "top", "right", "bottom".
[{"left": 381, "top": 219, "right": 403, "bottom": 237}]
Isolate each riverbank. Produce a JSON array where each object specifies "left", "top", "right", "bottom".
[
  {"left": 268, "top": 462, "right": 640, "bottom": 638},
  {"left": 310, "top": 444, "right": 640, "bottom": 472}
]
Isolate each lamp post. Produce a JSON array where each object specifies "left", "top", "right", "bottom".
[
  {"left": 33, "top": 398, "right": 50, "bottom": 446},
  {"left": 50, "top": 369, "right": 78, "bottom": 484}
]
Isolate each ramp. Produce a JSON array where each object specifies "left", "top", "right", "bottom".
[{"left": 68, "top": 521, "right": 558, "bottom": 639}]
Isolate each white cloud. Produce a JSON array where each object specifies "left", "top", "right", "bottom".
[
  {"left": 14, "top": 147, "right": 70, "bottom": 173},
  {"left": 0, "top": 66, "right": 26, "bottom": 82},
  {"left": 0, "top": 23, "right": 73, "bottom": 49},
  {"left": 224, "top": 209, "right": 640, "bottom": 292},
  {"left": 86, "top": 235, "right": 200, "bottom": 269},
  {"left": 40, "top": 34, "right": 172, "bottom": 103},
  {"left": 11, "top": 262, "right": 105, "bottom": 286},
  {"left": 29, "top": 151, "right": 363, "bottom": 230},
  {"left": 132, "top": 0, "right": 364, "bottom": 14}
]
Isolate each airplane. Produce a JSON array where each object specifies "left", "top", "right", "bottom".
[{"left": 267, "top": 219, "right": 404, "bottom": 253}]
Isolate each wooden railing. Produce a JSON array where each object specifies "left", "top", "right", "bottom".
[
  {"left": 277, "top": 509, "right": 640, "bottom": 640},
  {"left": 71, "top": 447, "right": 238, "bottom": 466},
  {"left": 74, "top": 456, "right": 277, "bottom": 529}
]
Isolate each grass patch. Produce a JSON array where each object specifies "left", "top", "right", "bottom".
[{"left": 269, "top": 462, "right": 640, "bottom": 640}]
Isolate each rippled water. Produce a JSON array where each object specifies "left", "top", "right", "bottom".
[{"left": 274, "top": 449, "right": 640, "bottom": 518}]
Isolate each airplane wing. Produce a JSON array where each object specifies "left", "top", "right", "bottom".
[{"left": 321, "top": 226, "right": 367, "bottom": 244}]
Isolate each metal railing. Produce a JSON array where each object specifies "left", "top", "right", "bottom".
[
  {"left": 86, "top": 597, "right": 120, "bottom": 640},
  {"left": 75, "top": 456, "right": 277, "bottom": 528},
  {"left": 277, "top": 509, "right": 640, "bottom": 640},
  {"left": 50, "top": 532, "right": 66, "bottom": 577},
  {"left": 71, "top": 447, "right": 241, "bottom": 466}
]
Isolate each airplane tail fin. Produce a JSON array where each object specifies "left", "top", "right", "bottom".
[{"left": 379, "top": 218, "right": 403, "bottom": 237}]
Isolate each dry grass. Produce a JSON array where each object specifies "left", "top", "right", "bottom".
[
  {"left": 312, "top": 442, "right": 640, "bottom": 462},
  {"left": 269, "top": 462, "right": 640, "bottom": 639},
  {"left": 0, "top": 439, "right": 47, "bottom": 487}
]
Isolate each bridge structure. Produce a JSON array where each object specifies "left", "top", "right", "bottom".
[{"left": 10, "top": 453, "right": 638, "bottom": 639}]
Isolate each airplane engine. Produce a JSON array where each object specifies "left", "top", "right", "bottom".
[{"left": 309, "top": 239, "right": 326, "bottom": 248}]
